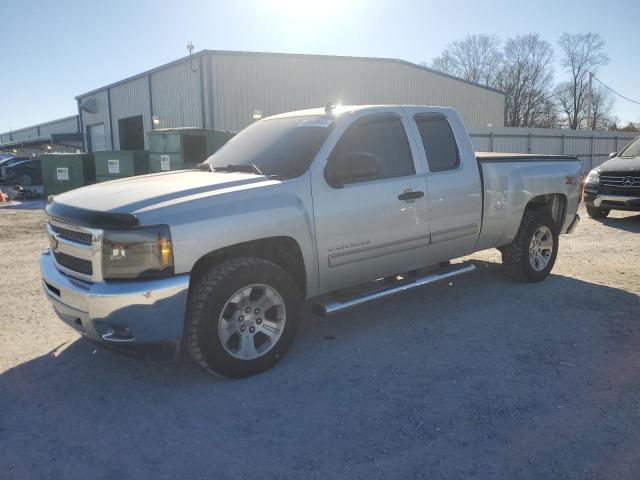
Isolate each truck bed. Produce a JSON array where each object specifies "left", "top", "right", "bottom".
[
  {"left": 473, "top": 152, "right": 582, "bottom": 253},
  {"left": 476, "top": 152, "right": 578, "bottom": 162}
]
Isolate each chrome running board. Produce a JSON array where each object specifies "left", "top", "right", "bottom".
[{"left": 314, "top": 262, "right": 476, "bottom": 316}]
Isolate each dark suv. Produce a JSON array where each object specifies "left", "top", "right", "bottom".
[
  {"left": 584, "top": 136, "right": 640, "bottom": 219},
  {"left": 0, "top": 158, "right": 42, "bottom": 186}
]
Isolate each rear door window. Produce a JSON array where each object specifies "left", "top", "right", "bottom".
[{"left": 414, "top": 115, "right": 460, "bottom": 172}]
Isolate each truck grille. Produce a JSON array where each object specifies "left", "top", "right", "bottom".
[
  {"left": 47, "top": 220, "right": 102, "bottom": 281},
  {"left": 600, "top": 174, "right": 640, "bottom": 195},
  {"left": 53, "top": 251, "right": 93, "bottom": 275},
  {"left": 50, "top": 223, "right": 93, "bottom": 244}
]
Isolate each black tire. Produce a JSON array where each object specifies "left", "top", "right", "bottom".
[
  {"left": 185, "top": 257, "right": 302, "bottom": 378},
  {"left": 586, "top": 205, "right": 610, "bottom": 219},
  {"left": 17, "top": 174, "right": 32, "bottom": 186},
  {"left": 501, "top": 210, "right": 559, "bottom": 282}
]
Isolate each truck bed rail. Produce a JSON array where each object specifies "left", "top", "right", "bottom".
[{"left": 476, "top": 152, "right": 579, "bottom": 162}]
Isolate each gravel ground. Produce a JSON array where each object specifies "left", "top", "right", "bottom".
[{"left": 1, "top": 206, "right": 639, "bottom": 479}]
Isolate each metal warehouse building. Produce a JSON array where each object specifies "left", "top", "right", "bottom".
[
  {"left": 0, "top": 115, "right": 82, "bottom": 156},
  {"left": 76, "top": 50, "right": 505, "bottom": 152}
]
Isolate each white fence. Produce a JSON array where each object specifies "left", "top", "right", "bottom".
[{"left": 468, "top": 127, "right": 638, "bottom": 172}]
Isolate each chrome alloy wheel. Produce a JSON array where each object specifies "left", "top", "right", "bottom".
[
  {"left": 529, "top": 226, "right": 553, "bottom": 271},
  {"left": 217, "top": 284, "right": 287, "bottom": 360}
]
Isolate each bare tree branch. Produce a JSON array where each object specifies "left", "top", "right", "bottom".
[
  {"left": 557, "top": 33, "right": 610, "bottom": 129},
  {"left": 431, "top": 34, "right": 502, "bottom": 88},
  {"left": 428, "top": 31, "right": 615, "bottom": 130},
  {"left": 498, "top": 34, "right": 555, "bottom": 127}
]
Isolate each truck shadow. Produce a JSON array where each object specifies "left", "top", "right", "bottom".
[
  {"left": 1, "top": 261, "right": 639, "bottom": 478},
  {"left": 599, "top": 213, "right": 640, "bottom": 233}
]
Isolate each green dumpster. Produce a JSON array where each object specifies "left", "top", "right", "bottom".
[
  {"left": 41, "top": 153, "right": 95, "bottom": 196},
  {"left": 148, "top": 128, "right": 234, "bottom": 173},
  {"left": 94, "top": 150, "right": 149, "bottom": 182}
]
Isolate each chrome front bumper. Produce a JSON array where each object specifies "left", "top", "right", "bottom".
[
  {"left": 40, "top": 250, "right": 190, "bottom": 355},
  {"left": 592, "top": 195, "right": 640, "bottom": 209}
]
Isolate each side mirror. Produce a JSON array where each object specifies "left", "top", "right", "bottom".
[
  {"left": 325, "top": 152, "right": 380, "bottom": 188},
  {"left": 609, "top": 152, "right": 618, "bottom": 159}
]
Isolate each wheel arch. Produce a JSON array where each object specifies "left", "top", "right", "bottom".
[
  {"left": 189, "top": 236, "right": 307, "bottom": 298},
  {"left": 523, "top": 193, "right": 567, "bottom": 232}
]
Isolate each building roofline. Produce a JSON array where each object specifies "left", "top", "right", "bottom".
[
  {"left": 0, "top": 132, "right": 82, "bottom": 148},
  {"left": 1, "top": 114, "right": 79, "bottom": 137},
  {"left": 75, "top": 50, "right": 211, "bottom": 99},
  {"left": 206, "top": 49, "right": 506, "bottom": 95},
  {"left": 75, "top": 49, "right": 506, "bottom": 100}
]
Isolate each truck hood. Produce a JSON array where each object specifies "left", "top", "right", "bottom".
[
  {"left": 51, "top": 170, "right": 276, "bottom": 215},
  {"left": 597, "top": 156, "right": 640, "bottom": 173}
]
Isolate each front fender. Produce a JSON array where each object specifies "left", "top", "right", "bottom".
[{"left": 135, "top": 175, "right": 319, "bottom": 298}]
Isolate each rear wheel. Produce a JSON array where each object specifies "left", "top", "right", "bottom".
[
  {"left": 586, "top": 205, "right": 610, "bottom": 219},
  {"left": 185, "top": 257, "right": 302, "bottom": 378},
  {"left": 502, "top": 210, "right": 559, "bottom": 282}
]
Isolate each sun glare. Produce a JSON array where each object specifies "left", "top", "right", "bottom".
[
  {"left": 276, "top": 0, "right": 344, "bottom": 19},
  {"left": 256, "top": 0, "right": 359, "bottom": 32}
]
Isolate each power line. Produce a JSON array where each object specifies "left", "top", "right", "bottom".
[
  {"left": 592, "top": 74, "right": 640, "bottom": 106},
  {"left": 537, "top": 85, "right": 573, "bottom": 104}
]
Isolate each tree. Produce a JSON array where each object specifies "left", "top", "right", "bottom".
[
  {"left": 498, "top": 34, "right": 555, "bottom": 127},
  {"left": 431, "top": 34, "right": 502, "bottom": 87},
  {"left": 557, "top": 33, "right": 609, "bottom": 129},
  {"left": 536, "top": 100, "right": 562, "bottom": 129},
  {"left": 588, "top": 84, "right": 615, "bottom": 130}
]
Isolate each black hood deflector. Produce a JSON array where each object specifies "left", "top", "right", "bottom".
[{"left": 45, "top": 201, "right": 139, "bottom": 229}]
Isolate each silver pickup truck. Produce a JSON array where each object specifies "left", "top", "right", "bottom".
[{"left": 41, "top": 105, "right": 582, "bottom": 377}]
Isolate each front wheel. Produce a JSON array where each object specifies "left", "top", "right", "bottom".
[
  {"left": 502, "top": 210, "right": 559, "bottom": 282},
  {"left": 185, "top": 257, "right": 302, "bottom": 378},
  {"left": 586, "top": 205, "right": 610, "bottom": 219}
]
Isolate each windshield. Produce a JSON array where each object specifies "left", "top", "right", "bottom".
[
  {"left": 205, "top": 115, "right": 334, "bottom": 178},
  {"left": 619, "top": 137, "right": 640, "bottom": 157},
  {"left": 1, "top": 157, "right": 25, "bottom": 167}
]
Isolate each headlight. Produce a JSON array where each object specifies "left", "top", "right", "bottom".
[
  {"left": 585, "top": 169, "right": 600, "bottom": 184},
  {"left": 102, "top": 225, "right": 174, "bottom": 280}
]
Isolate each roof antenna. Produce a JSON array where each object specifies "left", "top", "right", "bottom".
[
  {"left": 325, "top": 100, "right": 336, "bottom": 115},
  {"left": 187, "top": 41, "right": 197, "bottom": 73}
]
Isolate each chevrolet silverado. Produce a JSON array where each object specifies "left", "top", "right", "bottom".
[{"left": 41, "top": 105, "right": 582, "bottom": 377}]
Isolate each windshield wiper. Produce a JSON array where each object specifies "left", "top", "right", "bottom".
[{"left": 213, "top": 163, "right": 264, "bottom": 175}]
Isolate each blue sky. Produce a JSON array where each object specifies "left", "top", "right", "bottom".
[{"left": 1, "top": 0, "right": 639, "bottom": 132}]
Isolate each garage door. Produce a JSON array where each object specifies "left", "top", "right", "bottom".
[{"left": 87, "top": 123, "right": 106, "bottom": 152}]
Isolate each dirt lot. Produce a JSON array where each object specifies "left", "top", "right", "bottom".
[{"left": 1, "top": 205, "right": 639, "bottom": 479}]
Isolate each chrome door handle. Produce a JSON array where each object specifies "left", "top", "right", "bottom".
[{"left": 398, "top": 190, "right": 424, "bottom": 201}]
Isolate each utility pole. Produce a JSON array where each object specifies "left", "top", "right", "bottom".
[
  {"left": 587, "top": 71, "right": 593, "bottom": 130},
  {"left": 187, "top": 40, "right": 196, "bottom": 73}
]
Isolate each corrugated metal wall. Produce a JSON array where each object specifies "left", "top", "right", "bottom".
[
  {"left": 78, "top": 90, "right": 112, "bottom": 150},
  {"left": 0, "top": 116, "right": 79, "bottom": 145},
  {"left": 39, "top": 116, "right": 78, "bottom": 136},
  {"left": 150, "top": 61, "right": 203, "bottom": 129},
  {"left": 75, "top": 51, "right": 506, "bottom": 151},
  {"left": 210, "top": 52, "right": 505, "bottom": 132},
  {"left": 109, "top": 76, "right": 152, "bottom": 149},
  {"left": 469, "top": 127, "right": 638, "bottom": 171},
  {"left": 3, "top": 127, "right": 39, "bottom": 142}
]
